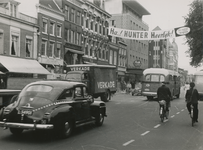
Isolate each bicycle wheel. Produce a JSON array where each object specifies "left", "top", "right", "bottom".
[
  {"left": 160, "top": 107, "right": 164, "bottom": 122},
  {"left": 191, "top": 109, "right": 194, "bottom": 126}
]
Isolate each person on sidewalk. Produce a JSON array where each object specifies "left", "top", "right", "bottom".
[{"left": 185, "top": 82, "right": 199, "bottom": 122}]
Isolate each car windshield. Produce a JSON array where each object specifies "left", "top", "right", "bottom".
[
  {"left": 66, "top": 73, "right": 82, "bottom": 81},
  {"left": 19, "top": 84, "right": 62, "bottom": 101}
]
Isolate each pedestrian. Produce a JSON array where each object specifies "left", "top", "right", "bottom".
[
  {"left": 157, "top": 82, "right": 172, "bottom": 112},
  {"left": 185, "top": 82, "right": 199, "bottom": 122}
]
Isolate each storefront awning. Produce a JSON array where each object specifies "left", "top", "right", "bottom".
[
  {"left": 0, "top": 71, "right": 5, "bottom": 74},
  {"left": 65, "top": 48, "right": 84, "bottom": 54},
  {"left": 0, "top": 56, "right": 51, "bottom": 74}
]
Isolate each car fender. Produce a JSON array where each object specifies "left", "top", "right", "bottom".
[
  {"left": 90, "top": 101, "right": 106, "bottom": 117},
  {"left": 50, "top": 105, "right": 73, "bottom": 121}
]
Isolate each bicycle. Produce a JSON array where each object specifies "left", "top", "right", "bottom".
[{"left": 159, "top": 100, "right": 169, "bottom": 122}]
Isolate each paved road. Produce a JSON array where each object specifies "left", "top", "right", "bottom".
[{"left": 0, "top": 90, "right": 202, "bottom": 150}]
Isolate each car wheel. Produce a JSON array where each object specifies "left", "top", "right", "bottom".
[
  {"left": 95, "top": 112, "right": 104, "bottom": 126},
  {"left": 57, "top": 120, "right": 73, "bottom": 138},
  {"left": 101, "top": 90, "right": 111, "bottom": 102},
  {"left": 9, "top": 128, "right": 23, "bottom": 135}
]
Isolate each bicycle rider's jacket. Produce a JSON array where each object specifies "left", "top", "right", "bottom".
[
  {"left": 185, "top": 87, "right": 199, "bottom": 104},
  {"left": 157, "top": 85, "right": 172, "bottom": 102}
]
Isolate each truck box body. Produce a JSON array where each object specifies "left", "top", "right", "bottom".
[{"left": 66, "top": 64, "right": 117, "bottom": 101}]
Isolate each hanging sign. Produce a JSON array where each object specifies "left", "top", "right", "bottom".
[{"left": 108, "top": 26, "right": 190, "bottom": 40}]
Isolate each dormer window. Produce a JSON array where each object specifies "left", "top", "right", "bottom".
[{"left": 10, "top": 3, "right": 17, "bottom": 17}]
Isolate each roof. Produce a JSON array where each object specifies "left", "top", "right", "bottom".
[
  {"left": 0, "top": 55, "right": 51, "bottom": 75},
  {"left": 39, "top": 0, "right": 61, "bottom": 12},
  {"left": 66, "top": 64, "right": 116, "bottom": 68},
  {"left": 122, "top": 0, "right": 150, "bottom": 16},
  {"left": 29, "top": 80, "right": 86, "bottom": 89},
  {"left": 143, "top": 68, "right": 180, "bottom": 76}
]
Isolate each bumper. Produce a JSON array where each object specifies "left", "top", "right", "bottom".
[
  {"left": 0, "top": 121, "right": 54, "bottom": 129},
  {"left": 142, "top": 92, "right": 157, "bottom": 97}
]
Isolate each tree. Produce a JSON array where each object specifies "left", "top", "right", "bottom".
[{"left": 184, "top": 0, "right": 203, "bottom": 67}]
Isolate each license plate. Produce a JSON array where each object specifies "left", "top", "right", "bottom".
[{"left": 21, "top": 110, "right": 33, "bottom": 116}]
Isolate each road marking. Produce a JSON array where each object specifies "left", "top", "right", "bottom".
[
  {"left": 176, "top": 112, "right": 180, "bottom": 114},
  {"left": 141, "top": 131, "right": 150, "bottom": 136},
  {"left": 164, "top": 119, "right": 168, "bottom": 122},
  {"left": 181, "top": 109, "right": 184, "bottom": 111},
  {"left": 154, "top": 124, "right": 161, "bottom": 128},
  {"left": 123, "top": 140, "right": 135, "bottom": 146},
  {"left": 171, "top": 115, "right": 175, "bottom": 118}
]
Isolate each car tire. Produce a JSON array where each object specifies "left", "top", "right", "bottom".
[
  {"left": 101, "top": 90, "right": 111, "bottom": 102},
  {"left": 9, "top": 128, "right": 23, "bottom": 135},
  {"left": 57, "top": 120, "right": 73, "bottom": 138},
  {"left": 95, "top": 112, "right": 104, "bottom": 126}
]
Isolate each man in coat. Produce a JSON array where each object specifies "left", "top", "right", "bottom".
[
  {"left": 185, "top": 82, "right": 199, "bottom": 122},
  {"left": 157, "top": 82, "right": 172, "bottom": 112}
]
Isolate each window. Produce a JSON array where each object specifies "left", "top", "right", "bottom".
[
  {"left": 56, "top": 24, "right": 61, "bottom": 37},
  {"left": 76, "top": 11, "right": 81, "bottom": 25},
  {"left": 10, "top": 4, "right": 17, "bottom": 17},
  {"left": 26, "top": 38, "right": 32, "bottom": 57},
  {"left": 151, "top": 75, "right": 159, "bottom": 82},
  {"left": 65, "top": 5, "right": 69, "bottom": 20},
  {"left": 50, "top": 22, "right": 55, "bottom": 35},
  {"left": 145, "top": 75, "right": 150, "bottom": 81},
  {"left": 41, "top": 40, "right": 47, "bottom": 56},
  {"left": 74, "top": 87, "right": 83, "bottom": 98},
  {"left": 160, "top": 75, "right": 165, "bottom": 82},
  {"left": 71, "top": 8, "right": 75, "bottom": 22},
  {"left": 42, "top": 20, "right": 47, "bottom": 33},
  {"left": 55, "top": 43, "right": 61, "bottom": 58},
  {"left": 49, "top": 42, "right": 54, "bottom": 57},
  {"left": 109, "top": 50, "right": 113, "bottom": 64},
  {"left": 11, "top": 35, "right": 19, "bottom": 56},
  {"left": 114, "top": 51, "right": 117, "bottom": 65},
  {"left": 71, "top": 31, "right": 74, "bottom": 43}
]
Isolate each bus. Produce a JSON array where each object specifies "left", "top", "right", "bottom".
[
  {"left": 141, "top": 68, "right": 181, "bottom": 100},
  {"left": 193, "top": 70, "right": 203, "bottom": 100}
]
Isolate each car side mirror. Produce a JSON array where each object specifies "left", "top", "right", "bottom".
[{"left": 87, "top": 95, "right": 94, "bottom": 104}]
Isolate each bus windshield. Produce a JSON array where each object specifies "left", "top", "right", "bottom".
[{"left": 145, "top": 74, "right": 165, "bottom": 82}]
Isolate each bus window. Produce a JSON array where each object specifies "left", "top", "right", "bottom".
[
  {"left": 151, "top": 75, "right": 159, "bottom": 82},
  {"left": 145, "top": 75, "right": 150, "bottom": 81},
  {"left": 160, "top": 75, "right": 165, "bottom": 82}
]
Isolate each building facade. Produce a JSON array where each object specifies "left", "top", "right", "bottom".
[
  {"left": 105, "top": 0, "right": 150, "bottom": 82},
  {"left": 37, "top": 0, "right": 65, "bottom": 79},
  {"left": 81, "top": 0, "right": 111, "bottom": 65},
  {"left": 55, "top": 0, "right": 84, "bottom": 68}
]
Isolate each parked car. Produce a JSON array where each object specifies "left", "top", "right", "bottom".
[{"left": 0, "top": 80, "right": 107, "bottom": 138}]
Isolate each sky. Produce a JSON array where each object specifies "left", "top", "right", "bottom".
[{"left": 136, "top": 0, "right": 201, "bottom": 74}]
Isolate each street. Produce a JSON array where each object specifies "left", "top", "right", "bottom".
[{"left": 0, "top": 88, "right": 202, "bottom": 150}]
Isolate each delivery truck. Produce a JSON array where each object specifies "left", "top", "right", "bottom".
[{"left": 65, "top": 64, "right": 117, "bottom": 102}]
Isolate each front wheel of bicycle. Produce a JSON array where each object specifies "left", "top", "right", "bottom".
[
  {"left": 191, "top": 110, "right": 194, "bottom": 127},
  {"left": 160, "top": 107, "right": 164, "bottom": 122}
]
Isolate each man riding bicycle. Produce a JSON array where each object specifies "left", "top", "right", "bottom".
[
  {"left": 185, "top": 82, "right": 199, "bottom": 123},
  {"left": 157, "top": 81, "right": 172, "bottom": 113}
]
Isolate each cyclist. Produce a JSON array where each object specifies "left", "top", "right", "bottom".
[
  {"left": 185, "top": 82, "right": 199, "bottom": 123},
  {"left": 157, "top": 81, "right": 172, "bottom": 115}
]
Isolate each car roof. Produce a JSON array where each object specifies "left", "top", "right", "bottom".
[{"left": 28, "top": 80, "right": 86, "bottom": 89}]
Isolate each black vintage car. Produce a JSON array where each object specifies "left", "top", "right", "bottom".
[{"left": 0, "top": 80, "right": 106, "bottom": 138}]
